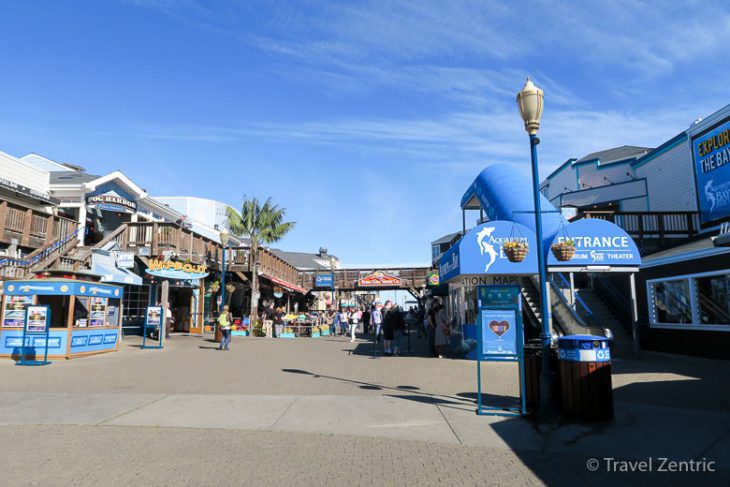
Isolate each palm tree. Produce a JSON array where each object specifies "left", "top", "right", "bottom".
[{"left": 226, "top": 196, "right": 295, "bottom": 319}]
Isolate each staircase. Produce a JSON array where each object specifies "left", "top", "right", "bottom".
[
  {"left": 575, "top": 289, "right": 635, "bottom": 357},
  {"left": 0, "top": 227, "right": 85, "bottom": 278}
]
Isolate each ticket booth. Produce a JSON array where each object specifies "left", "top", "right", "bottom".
[{"left": 0, "top": 279, "right": 124, "bottom": 360}]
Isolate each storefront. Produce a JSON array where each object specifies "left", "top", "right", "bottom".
[{"left": 0, "top": 279, "right": 124, "bottom": 359}]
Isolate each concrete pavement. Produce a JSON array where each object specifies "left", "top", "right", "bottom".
[{"left": 0, "top": 333, "right": 728, "bottom": 486}]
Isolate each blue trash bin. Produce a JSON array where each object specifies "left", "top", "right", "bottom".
[{"left": 557, "top": 335, "right": 613, "bottom": 419}]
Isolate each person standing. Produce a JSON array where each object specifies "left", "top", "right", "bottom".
[
  {"left": 164, "top": 302, "right": 173, "bottom": 339},
  {"left": 218, "top": 305, "right": 233, "bottom": 351},
  {"left": 263, "top": 302, "right": 276, "bottom": 338},
  {"left": 391, "top": 304, "right": 405, "bottom": 356},
  {"left": 434, "top": 303, "right": 450, "bottom": 358},
  {"left": 382, "top": 300, "right": 394, "bottom": 355},
  {"left": 274, "top": 307, "right": 285, "bottom": 338},
  {"left": 339, "top": 308, "right": 349, "bottom": 336},
  {"left": 427, "top": 301, "right": 438, "bottom": 357},
  {"left": 371, "top": 304, "right": 383, "bottom": 342},
  {"left": 331, "top": 309, "right": 338, "bottom": 336},
  {"left": 361, "top": 307, "right": 371, "bottom": 335}
]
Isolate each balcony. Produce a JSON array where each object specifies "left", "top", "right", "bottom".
[{"left": 0, "top": 201, "right": 78, "bottom": 251}]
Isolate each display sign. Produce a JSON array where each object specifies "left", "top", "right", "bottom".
[
  {"left": 146, "top": 259, "right": 209, "bottom": 280},
  {"left": 439, "top": 221, "right": 539, "bottom": 282},
  {"left": 2, "top": 280, "right": 123, "bottom": 298},
  {"left": 86, "top": 193, "right": 137, "bottom": 213},
  {"left": 478, "top": 285, "right": 520, "bottom": 308},
  {"left": 2, "top": 296, "right": 32, "bottom": 327},
  {"left": 26, "top": 305, "right": 49, "bottom": 333},
  {"left": 115, "top": 252, "right": 135, "bottom": 269},
  {"left": 89, "top": 297, "right": 107, "bottom": 327},
  {"left": 693, "top": 119, "right": 730, "bottom": 228},
  {"left": 547, "top": 218, "right": 641, "bottom": 267},
  {"left": 146, "top": 306, "right": 163, "bottom": 327},
  {"left": 0, "top": 176, "right": 53, "bottom": 203},
  {"left": 427, "top": 270, "right": 440, "bottom": 286},
  {"left": 480, "top": 309, "right": 517, "bottom": 355},
  {"left": 358, "top": 271, "right": 401, "bottom": 287},
  {"left": 315, "top": 274, "right": 334, "bottom": 289}
]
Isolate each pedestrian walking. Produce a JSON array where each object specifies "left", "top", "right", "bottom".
[
  {"left": 218, "top": 305, "right": 233, "bottom": 351},
  {"left": 274, "top": 307, "right": 285, "bottom": 338},
  {"left": 339, "top": 308, "right": 349, "bottom": 336},
  {"left": 330, "top": 309, "right": 338, "bottom": 336},
  {"left": 382, "top": 300, "right": 394, "bottom": 355},
  {"left": 361, "top": 307, "right": 371, "bottom": 334},
  {"left": 350, "top": 307, "right": 360, "bottom": 342}
]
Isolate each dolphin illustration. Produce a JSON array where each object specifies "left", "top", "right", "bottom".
[
  {"left": 705, "top": 180, "right": 716, "bottom": 212},
  {"left": 476, "top": 227, "right": 498, "bottom": 272}
]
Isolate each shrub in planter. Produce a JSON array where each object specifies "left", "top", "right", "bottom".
[{"left": 503, "top": 240, "right": 529, "bottom": 263}]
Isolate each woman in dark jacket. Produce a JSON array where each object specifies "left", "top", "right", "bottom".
[
  {"left": 382, "top": 303, "right": 395, "bottom": 356},
  {"left": 391, "top": 305, "right": 406, "bottom": 356}
]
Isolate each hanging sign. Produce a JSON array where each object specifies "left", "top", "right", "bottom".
[
  {"left": 2, "top": 296, "right": 32, "bottom": 327},
  {"left": 358, "top": 271, "right": 401, "bottom": 287},
  {"left": 427, "top": 270, "right": 440, "bottom": 286},
  {"left": 115, "top": 252, "right": 135, "bottom": 269},
  {"left": 315, "top": 274, "right": 334, "bottom": 289},
  {"left": 273, "top": 286, "right": 284, "bottom": 298},
  {"left": 145, "top": 259, "right": 209, "bottom": 280},
  {"left": 86, "top": 193, "right": 137, "bottom": 213}
]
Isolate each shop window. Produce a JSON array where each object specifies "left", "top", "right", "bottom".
[
  {"left": 695, "top": 274, "right": 730, "bottom": 325},
  {"left": 35, "top": 295, "right": 71, "bottom": 328},
  {"left": 74, "top": 296, "right": 90, "bottom": 327},
  {"left": 651, "top": 279, "right": 692, "bottom": 324},
  {"left": 123, "top": 285, "right": 150, "bottom": 326}
]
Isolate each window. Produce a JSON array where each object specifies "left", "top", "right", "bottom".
[
  {"left": 696, "top": 274, "right": 730, "bottom": 325},
  {"left": 651, "top": 279, "right": 691, "bottom": 324},
  {"left": 432, "top": 245, "right": 440, "bottom": 261},
  {"left": 123, "top": 285, "right": 151, "bottom": 327}
]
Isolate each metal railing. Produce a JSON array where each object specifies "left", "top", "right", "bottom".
[{"left": 577, "top": 211, "right": 699, "bottom": 241}]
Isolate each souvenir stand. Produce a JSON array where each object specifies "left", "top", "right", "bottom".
[{"left": 0, "top": 279, "right": 124, "bottom": 360}]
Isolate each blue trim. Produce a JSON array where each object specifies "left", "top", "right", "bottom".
[
  {"left": 631, "top": 132, "right": 688, "bottom": 169},
  {"left": 545, "top": 158, "right": 577, "bottom": 181},
  {"left": 595, "top": 157, "right": 637, "bottom": 169},
  {"left": 573, "top": 158, "right": 600, "bottom": 168}
]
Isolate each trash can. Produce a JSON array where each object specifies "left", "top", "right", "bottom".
[
  {"left": 524, "top": 340, "right": 559, "bottom": 413},
  {"left": 557, "top": 335, "right": 613, "bottom": 420}
]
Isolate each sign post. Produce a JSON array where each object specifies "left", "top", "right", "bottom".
[
  {"left": 17, "top": 305, "right": 51, "bottom": 366},
  {"left": 476, "top": 285, "right": 526, "bottom": 416},
  {"left": 141, "top": 306, "right": 164, "bottom": 349}
]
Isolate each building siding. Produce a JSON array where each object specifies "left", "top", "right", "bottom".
[{"left": 635, "top": 142, "right": 697, "bottom": 212}]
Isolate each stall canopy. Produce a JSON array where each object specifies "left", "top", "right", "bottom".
[
  {"left": 259, "top": 273, "right": 307, "bottom": 294},
  {"left": 461, "top": 164, "right": 566, "bottom": 252},
  {"left": 439, "top": 221, "right": 538, "bottom": 282},
  {"left": 91, "top": 245, "right": 142, "bottom": 286}
]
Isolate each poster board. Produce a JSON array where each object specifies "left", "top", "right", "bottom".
[
  {"left": 141, "top": 306, "right": 164, "bottom": 349},
  {"left": 476, "top": 285, "right": 525, "bottom": 416},
  {"left": 17, "top": 305, "right": 51, "bottom": 366},
  {"left": 3, "top": 296, "right": 33, "bottom": 327},
  {"left": 89, "top": 297, "right": 107, "bottom": 327}
]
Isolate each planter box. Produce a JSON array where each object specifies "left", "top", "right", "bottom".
[
  {"left": 320, "top": 329, "right": 331, "bottom": 336},
  {"left": 280, "top": 333, "right": 296, "bottom": 338},
  {"left": 231, "top": 330, "right": 248, "bottom": 336},
  {"left": 311, "top": 331, "right": 321, "bottom": 338}
]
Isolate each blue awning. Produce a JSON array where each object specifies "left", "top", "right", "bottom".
[{"left": 92, "top": 262, "right": 143, "bottom": 286}]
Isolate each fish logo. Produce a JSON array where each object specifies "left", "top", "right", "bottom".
[
  {"left": 705, "top": 180, "right": 716, "bottom": 212},
  {"left": 476, "top": 227, "right": 498, "bottom": 272}
]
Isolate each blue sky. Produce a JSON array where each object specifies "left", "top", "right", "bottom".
[{"left": 1, "top": 0, "right": 728, "bottom": 266}]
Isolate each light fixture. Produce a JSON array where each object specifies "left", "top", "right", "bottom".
[
  {"left": 516, "top": 77, "right": 544, "bottom": 136},
  {"left": 219, "top": 229, "right": 230, "bottom": 247}
]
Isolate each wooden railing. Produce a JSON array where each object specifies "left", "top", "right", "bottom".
[
  {"left": 0, "top": 201, "right": 78, "bottom": 249},
  {"left": 576, "top": 211, "right": 699, "bottom": 241},
  {"left": 298, "top": 267, "right": 431, "bottom": 290},
  {"left": 112, "top": 222, "right": 220, "bottom": 265}
]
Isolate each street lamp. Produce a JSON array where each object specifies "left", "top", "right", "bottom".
[
  {"left": 517, "top": 78, "right": 554, "bottom": 414},
  {"left": 219, "top": 229, "right": 230, "bottom": 316},
  {"left": 329, "top": 256, "right": 337, "bottom": 310}
]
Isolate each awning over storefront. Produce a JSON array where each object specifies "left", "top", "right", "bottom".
[
  {"left": 91, "top": 261, "right": 143, "bottom": 285},
  {"left": 259, "top": 273, "right": 307, "bottom": 294},
  {"left": 439, "top": 220, "right": 538, "bottom": 282},
  {"left": 90, "top": 246, "right": 143, "bottom": 286},
  {"left": 461, "top": 164, "right": 566, "bottom": 252}
]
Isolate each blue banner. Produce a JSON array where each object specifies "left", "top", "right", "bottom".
[
  {"left": 315, "top": 274, "right": 334, "bottom": 288},
  {"left": 693, "top": 118, "right": 730, "bottom": 228},
  {"left": 439, "top": 221, "right": 538, "bottom": 282},
  {"left": 547, "top": 218, "right": 641, "bottom": 267}
]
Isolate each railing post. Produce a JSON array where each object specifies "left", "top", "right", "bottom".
[
  {"left": 658, "top": 215, "right": 665, "bottom": 246},
  {"left": 45, "top": 215, "right": 54, "bottom": 244},
  {"left": 21, "top": 209, "right": 33, "bottom": 247},
  {"left": 0, "top": 201, "right": 8, "bottom": 237},
  {"left": 151, "top": 223, "right": 158, "bottom": 256}
]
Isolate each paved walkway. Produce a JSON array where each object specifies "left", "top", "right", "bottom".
[{"left": 0, "top": 333, "right": 728, "bottom": 486}]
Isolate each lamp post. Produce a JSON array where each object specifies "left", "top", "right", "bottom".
[
  {"left": 517, "top": 78, "right": 555, "bottom": 414},
  {"left": 329, "top": 256, "right": 337, "bottom": 310},
  {"left": 218, "top": 229, "right": 230, "bottom": 341}
]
